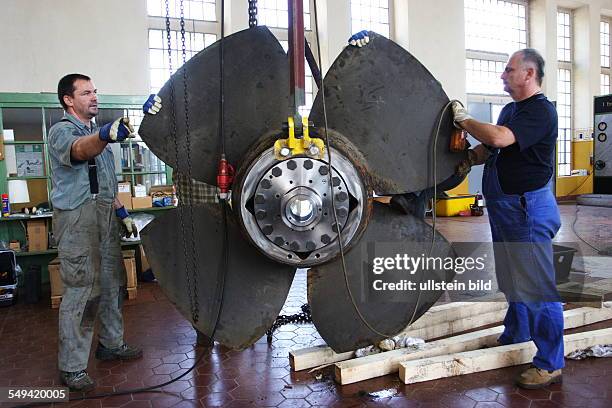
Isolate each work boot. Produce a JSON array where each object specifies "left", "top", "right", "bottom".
[
  {"left": 60, "top": 370, "right": 95, "bottom": 392},
  {"left": 516, "top": 366, "right": 562, "bottom": 389},
  {"left": 95, "top": 343, "right": 143, "bottom": 361}
]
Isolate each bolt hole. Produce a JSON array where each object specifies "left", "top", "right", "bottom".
[
  {"left": 324, "top": 212, "right": 328, "bottom": 216},
  {"left": 275, "top": 194, "right": 280, "bottom": 198},
  {"left": 338, "top": 186, "right": 342, "bottom": 190},
  {"left": 315, "top": 254, "right": 320, "bottom": 258},
  {"left": 289, "top": 180, "right": 293, "bottom": 184},
  {"left": 269, "top": 175, "right": 273, "bottom": 179},
  {"left": 287, "top": 254, "right": 293, "bottom": 259},
  {"left": 285, "top": 242, "right": 289, "bottom": 245},
  {"left": 323, "top": 193, "right": 327, "bottom": 197},
  {"left": 309, "top": 180, "right": 313, "bottom": 183}
]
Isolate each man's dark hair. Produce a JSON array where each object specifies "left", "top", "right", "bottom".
[
  {"left": 57, "top": 73, "right": 91, "bottom": 110},
  {"left": 519, "top": 48, "right": 545, "bottom": 86}
]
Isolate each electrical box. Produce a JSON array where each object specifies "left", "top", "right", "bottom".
[{"left": 593, "top": 95, "right": 612, "bottom": 193}]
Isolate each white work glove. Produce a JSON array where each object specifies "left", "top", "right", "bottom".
[
  {"left": 115, "top": 206, "right": 138, "bottom": 238},
  {"left": 348, "top": 30, "right": 370, "bottom": 47},
  {"left": 99, "top": 117, "right": 135, "bottom": 142},
  {"left": 143, "top": 94, "right": 162, "bottom": 115},
  {"left": 451, "top": 101, "right": 473, "bottom": 128}
]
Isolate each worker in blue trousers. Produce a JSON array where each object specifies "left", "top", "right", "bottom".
[
  {"left": 452, "top": 48, "right": 563, "bottom": 389},
  {"left": 349, "top": 32, "right": 563, "bottom": 388}
]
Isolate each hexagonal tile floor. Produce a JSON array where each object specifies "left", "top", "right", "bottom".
[{"left": 1, "top": 204, "right": 611, "bottom": 407}]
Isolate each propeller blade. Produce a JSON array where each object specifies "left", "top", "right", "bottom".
[
  {"left": 138, "top": 26, "right": 290, "bottom": 184},
  {"left": 141, "top": 204, "right": 295, "bottom": 349},
  {"left": 308, "top": 201, "right": 454, "bottom": 352},
  {"left": 310, "top": 32, "right": 467, "bottom": 195}
]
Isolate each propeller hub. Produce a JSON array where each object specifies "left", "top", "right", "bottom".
[
  {"left": 284, "top": 190, "right": 320, "bottom": 228},
  {"left": 237, "top": 145, "right": 367, "bottom": 266}
]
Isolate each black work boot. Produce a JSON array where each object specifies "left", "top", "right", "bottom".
[
  {"left": 60, "top": 370, "right": 95, "bottom": 392},
  {"left": 95, "top": 343, "right": 143, "bottom": 361}
]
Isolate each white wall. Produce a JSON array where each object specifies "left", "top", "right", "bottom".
[
  {"left": 0, "top": 0, "right": 465, "bottom": 102},
  {"left": 0, "top": 0, "right": 150, "bottom": 95},
  {"left": 393, "top": 0, "right": 466, "bottom": 103}
]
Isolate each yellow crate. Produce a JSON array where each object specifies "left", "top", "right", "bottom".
[{"left": 435, "top": 194, "right": 476, "bottom": 217}]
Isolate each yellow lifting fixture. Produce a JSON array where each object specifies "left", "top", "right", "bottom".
[{"left": 274, "top": 116, "right": 326, "bottom": 160}]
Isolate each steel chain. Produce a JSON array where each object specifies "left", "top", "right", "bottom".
[
  {"left": 266, "top": 304, "right": 312, "bottom": 341},
  {"left": 165, "top": 0, "right": 173, "bottom": 73},
  {"left": 248, "top": 0, "right": 258, "bottom": 28},
  {"left": 179, "top": 0, "right": 200, "bottom": 324},
  {"left": 163, "top": 0, "right": 195, "bottom": 325}
]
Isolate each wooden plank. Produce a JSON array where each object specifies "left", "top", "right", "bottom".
[
  {"left": 290, "top": 346, "right": 354, "bottom": 372},
  {"left": 124, "top": 257, "right": 137, "bottom": 288},
  {"left": 290, "top": 301, "right": 507, "bottom": 371},
  {"left": 51, "top": 295, "right": 62, "bottom": 309},
  {"left": 127, "top": 287, "right": 137, "bottom": 300},
  {"left": 335, "top": 305, "right": 612, "bottom": 385},
  {"left": 399, "top": 327, "right": 612, "bottom": 384},
  {"left": 402, "top": 308, "right": 507, "bottom": 340},
  {"left": 405, "top": 301, "right": 507, "bottom": 331}
]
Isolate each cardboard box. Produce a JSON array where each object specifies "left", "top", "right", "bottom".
[
  {"left": 134, "top": 184, "right": 147, "bottom": 198},
  {"left": 9, "top": 240, "right": 20, "bottom": 252},
  {"left": 48, "top": 258, "right": 62, "bottom": 297},
  {"left": 118, "top": 182, "right": 131, "bottom": 193},
  {"left": 117, "top": 192, "right": 133, "bottom": 210},
  {"left": 132, "top": 196, "right": 152, "bottom": 209},
  {"left": 122, "top": 250, "right": 137, "bottom": 288},
  {"left": 27, "top": 219, "right": 48, "bottom": 252}
]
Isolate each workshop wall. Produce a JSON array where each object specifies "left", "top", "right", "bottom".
[{"left": 0, "top": 0, "right": 149, "bottom": 95}]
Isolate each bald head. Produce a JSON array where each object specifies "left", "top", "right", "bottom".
[
  {"left": 516, "top": 48, "right": 545, "bottom": 86},
  {"left": 501, "top": 48, "right": 545, "bottom": 101}
]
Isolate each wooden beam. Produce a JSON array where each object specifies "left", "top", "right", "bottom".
[
  {"left": 289, "top": 346, "right": 354, "bottom": 372},
  {"left": 399, "top": 327, "right": 612, "bottom": 384},
  {"left": 335, "top": 305, "right": 612, "bottom": 385},
  {"left": 335, "top": 327, "right": 502, "bottom": 385},
  {"left": 289, "top": 301, "right": 507, "bottom": 371},
  {"left": 403, "top": 307, "right": 507, "bottom": 340}
]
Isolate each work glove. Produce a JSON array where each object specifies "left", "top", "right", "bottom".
[
  {"left": 455, "top": 149, "right": 478, "bottom": 178},
  {"left": 143, "top": 94, "right": 162, "bottom": 115},
  {"left": 451, "top": 101, "right": 473, "bottom": 128},
  {"left": 348, "top": 30, "right": 370, "bottom": 47},
  {"left": 99, "top": 117, "right": 135, "bottom": 143},
  {"left": 115, "top": 206, "right": 138, "bottom": 238}
]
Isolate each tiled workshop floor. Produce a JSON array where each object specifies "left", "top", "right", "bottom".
[{"left": 1, "top": 202, "right": 611, "bottom": 407}]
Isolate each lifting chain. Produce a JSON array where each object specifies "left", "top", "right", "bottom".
[
  {"left": 248, "top": 0, "right": 258, "bottom": 28},
  {"left": 266, "top": 304, "right": 312, "bottom": 342},
  {"left": 178, "top": 0, "right": 200, "bottom": 324}
]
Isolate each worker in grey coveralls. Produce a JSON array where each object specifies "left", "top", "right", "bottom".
[{"left": 48, "top": 73, "right": 142, "bottom": 391}]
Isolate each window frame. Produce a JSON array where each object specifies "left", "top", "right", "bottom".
[
  {"left": 556, "top": 8, "right": 573, "bottom": 177},
  {"left": 349, "top": 0, "right": 394, "bottom": 40},
  {"left": 464, "top": 0, "right": 529, "bottom": 104},
  {"left": 601, "top": 18, "right": 611, "bottom": 95}
]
